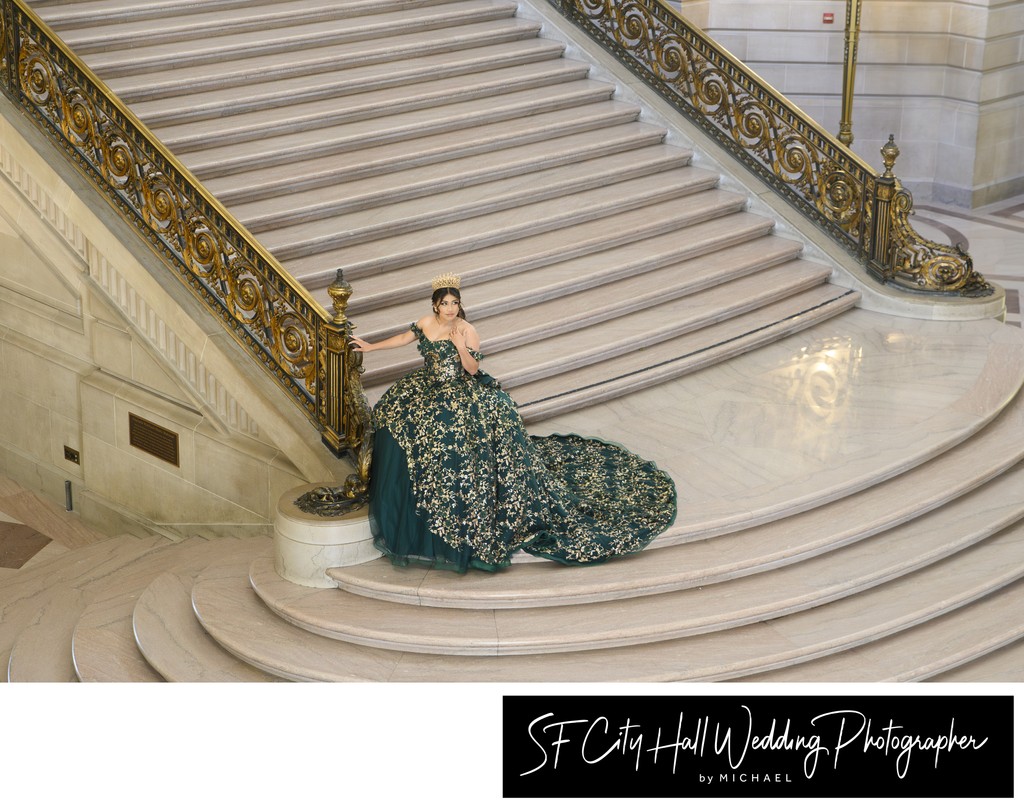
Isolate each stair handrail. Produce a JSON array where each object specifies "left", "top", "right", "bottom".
[
  {"left": 549, "top": 0, "right": 993, "bottom": 297},
  {"left": 0, "top": 0, "right": 372, "bottom": 493}
]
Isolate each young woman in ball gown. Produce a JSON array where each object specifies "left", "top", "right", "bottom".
[{"left": 349, "top": 274, "right": 676, "bottom": 573}]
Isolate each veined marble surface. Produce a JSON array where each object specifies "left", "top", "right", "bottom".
[{"left": 533, "top": 309, "right": 1024, "bottom": 540}]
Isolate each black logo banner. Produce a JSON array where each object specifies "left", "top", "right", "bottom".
[{"left": 503, "top": 695, "right": 1014, "bottom": 798}]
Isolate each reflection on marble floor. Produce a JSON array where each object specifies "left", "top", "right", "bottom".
[{"left": 538, "top": 310, "right": 1023, "bottom": 540}]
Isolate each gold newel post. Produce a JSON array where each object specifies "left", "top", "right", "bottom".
[
  {"left": 870, "top": 134, "right": 900, "bottom": 272},
  {"left": 838, "top": 0, "right": 862, "bottom": 146},
  {"left": 293, "top": 270, "right": 373, "bottom": 517},
  {"left": 320, "top": 269, "right": 353, "bottom": 457},
  {"left": 320, "top": 269, "right": 373, "bottom": 499}
]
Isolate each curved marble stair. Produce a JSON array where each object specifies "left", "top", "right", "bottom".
[
  {"left": 246, "top": 464, "right": 1024, "bottom": 657},
  {"left": 7, "top": 587, "right": 87, "bottom": 682},
  {"left": 735, "top": 580, "right": 1024, "bottom": 682},
  {"left": 68, "top": 535, "right": 272, "bottom": 681},
  {"left": 2, "top": 533, "right": 168, "bottom": 682},
  {"left": 186, "top": 516, "right": 1024, "bottom": 681},
  {"left": 327, "top": 385, "right": 1024, "bottom": 608},
  {"left": 176, "top": 316, "right": 1024, "bottom": 681},
  {"left": 34, "top": 0, "right": 857, "bottom": 419},
  {"left": 132, "top": 571, "right": 283, "bottom": 682},
  {"left": 2, "top": 314, "right": 1017, "bottom": 683},
  {"left": 0, "top": 531, "right": 271, "bottom": 682},
  {"left": 928, "top": 635, "right": 1024, "bottom": 682}
]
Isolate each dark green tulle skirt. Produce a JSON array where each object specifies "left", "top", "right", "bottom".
[{"left": 369, "top": 422, "right": 677, "bottom": 574}]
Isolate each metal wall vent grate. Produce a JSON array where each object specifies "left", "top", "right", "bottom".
[{"left": 128, "top": 413, "right": 180, "bottom": 467}]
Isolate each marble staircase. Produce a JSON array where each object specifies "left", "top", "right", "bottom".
[
  {"left": 2, "top": 311, "right": 1023, "bottom": 682},
  {"left": 31, "top": 0, "right": 858, "bottom": 416},
  {"left": 5, "top": 1, "right": 1019, "bottom": 685}
]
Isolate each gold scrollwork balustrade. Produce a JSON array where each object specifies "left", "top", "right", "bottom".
[
  {"left": 0, "top": 0, "right": 372, "bottom": 491},
  {"left": 550, "top": 0, "right": 992, "bottom": 297}
]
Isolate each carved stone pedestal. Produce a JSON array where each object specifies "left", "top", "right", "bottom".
[{"left": 273, "top": 484, "right": 378, "bottom": 588}]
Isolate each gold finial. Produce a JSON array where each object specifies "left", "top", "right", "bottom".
[
  {"left": 328, "top": 268, "right": 352, "bottom": 324},
  {"left": 431, "top": 273, "right": 461, "bottom": 291},
  {"left": 881, "top": 134, "right": 900, "bottom": 178}
]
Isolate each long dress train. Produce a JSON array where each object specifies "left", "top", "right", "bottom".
[{"left": 369, "top": 323, "right": 677, "bottom": 573}]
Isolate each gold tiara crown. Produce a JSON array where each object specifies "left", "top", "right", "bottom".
[{"left": 431, "top": 272, "right": 461, "bottom": 291}]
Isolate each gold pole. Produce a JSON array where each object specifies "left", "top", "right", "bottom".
[{"left": 838, "top": 0, "right": 862, "bottom": 146}]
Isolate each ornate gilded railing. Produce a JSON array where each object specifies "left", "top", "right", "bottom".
[
  {"left": 549, "top": 0, "right": 992, "bottom": 296},
  {"left": 0, "top": 0, "right": 371, "bottom": 493}
]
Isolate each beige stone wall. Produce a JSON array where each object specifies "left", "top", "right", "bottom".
[
  {"left": 676, "top": 0, "right": 1023, "bottom": 207},
  {"left": 0, "top": 100, "right": 345, "bottom": 538}
]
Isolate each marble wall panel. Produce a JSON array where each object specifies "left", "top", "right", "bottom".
[
  {"left": 80, "top": 432, "right": 264, "bottom": 528},
  {"left": 695, "top": 0, "right": 1022, "bottom": 206},
  {"left": 980, "top": 63, "right": 1024, "bottom": 103},
  {"left": 89, "top": 319, "right": 134, "bottom": 381},
  {"left": 935, "top": 143, "right": 979, "bottom": 187},
  {"left": 130, "top": 337, "right": 195, "bottom": 405},
  {"left": 79, "top": 377, "right": 116, "bottom": 447},
  {"left": 1, "top": 337, "right": 78, "bottom": 419},
  {"left": 0, "top": 388, "right": 53, "bottom": 461},
  {"left": 677, "top": 0, "right": 710, "bottom": 28},
  {"left": 852, "top": 33, "right": 911, "bottom": 64},
  {"left": 861, "top": 1, "right": 954, "bottom": 34},
  {"left": 976, "top": 101, "right": 1018, "bottom": 145},
  {"left": 193, "top": 432, "right": 272, "bottom": 520},
  {"left": 984, "top": 1, "right": 1024, "bottom": 37},
  {"left": 745, "top": 30, "right": 832, "bottom": 62},
  {"left": 980, "top": 34, "right": 1023, "bottom": 71},
  {"left": 706, "top": 1, "right": 794, "bottom": 29}
]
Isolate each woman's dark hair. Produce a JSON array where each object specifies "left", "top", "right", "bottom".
[{"left": 432, "top": 286, "right": 467, "bottom": 320}]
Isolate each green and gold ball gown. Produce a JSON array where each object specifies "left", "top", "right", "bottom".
[{"left": 369, "top": 323, "right": 677, "bottom": 573}]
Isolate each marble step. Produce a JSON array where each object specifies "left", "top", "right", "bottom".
[
  {"left": 362, "top": 285, "right": 858, "bottom": 410},
  {"left": 128, "top": 38, "right": 570, "bottom": 126},
  {"left": 351, "top": 219, "right": 791, "bottom": 342},
  {"left": 43, "top": 0, "right": 458, "bottom": 47},
  {"left": 133, "top": 571, "right": 284, "bottom": 682},
  {"left": 99, "top": 17, "right": 544, "bottom": 91},
  {"left": 290, "top": 183, "right": 743, "bottom": 293},
  {"left": 515, "top": 286, "right": 860, "bottom": 420},
  {"left": 58, "top": 0, "right": 517, "bottom": 59},
  {"left": 72, "top": 590, "right": 164, "bottom": 682},
  {"left": 36, "top": 0, "right": 294, "bottom": 29},
  {"left": 928, "top": 634, "right": 1024, "bottom": 682},
  {"left": 0, "top": 533, "right": 167, "bottom": 671},
  {"left": 6, "top": 587, "right": 87, "bottom": 682},
  {"left": 153, "top": 58, "right": 593, "bottom": 153},
  {"left": 361, "top": 257, "right": 830, "bottom": 389},
  {"left": 67, "top": 535, "right": 274, "bottom": 681},
  {"left": 250, "top": 467, "right": 1024, "bottom": 656},
  {"left": 177, "top": 81, "right": 624, "bottom": 175},
  {"left": 346, "top": 207, "right": 773, "bottom": 317},
  {"left": 233, "top": 131, "right": 677, "bottom": 232},
  {"left": 328, "top": 394, "right": 1024, "bottom": 607},
  {"left": 192, "top": 559, "right": 403, "bottom": 682},
  {"left": 734, "top": 579, "right": 1024, "bottom": 682},
  {"left": 257, "top": 150, "right": 703, "bottom": 261},
  {"left": 191, "top": 519, "right": 1024, "bottom": 681},
  {"left": 204, "top": 107, "right": 655, "bottom": 207}
]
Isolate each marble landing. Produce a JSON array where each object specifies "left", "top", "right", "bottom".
[{"left": 530, "top": 307, "right": 1024, "bottom": 544}]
